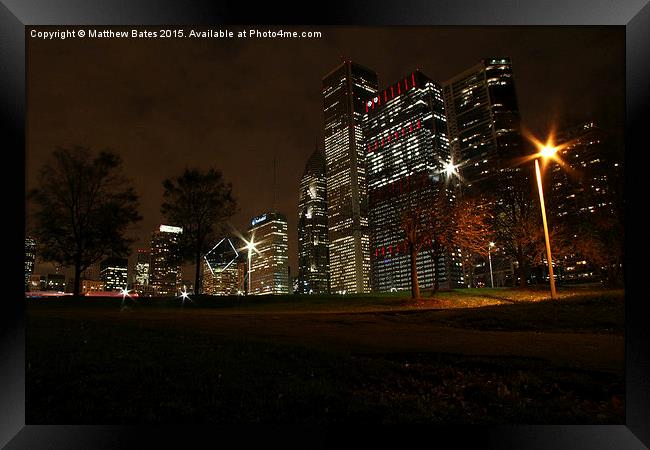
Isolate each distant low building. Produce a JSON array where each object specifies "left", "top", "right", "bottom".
[
  {"left": 44, "top": 273, "right": 65, "bottom": 291},
  {"left": 132, "top": 283, "right": 156, "bottom": 297},
  {"left": 28, "top": 274, "right": 43, "bottom": 291},
  {"left": 81, "top": 279, "right": 105, "bottom": 295}
]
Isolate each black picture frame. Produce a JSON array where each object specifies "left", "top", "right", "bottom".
[{"left": 3, "top": 0, "right": 648, "bottom": 447}]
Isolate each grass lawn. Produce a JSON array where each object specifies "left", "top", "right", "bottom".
[{"left": 26, "top": 287, "right": 624, "bottom": 424}]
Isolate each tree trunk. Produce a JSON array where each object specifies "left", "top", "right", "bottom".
[
  {"left": 469, "top": 261, "right": 475, "bottom": 288},
  {"left": 409, "top": 242, "right": 420, "bottom": 299},
  {"left": 194, "top": 250, "right": 201, "bottom": 295},
  {"left": 517, "top": 245, "right": 526, "bottom": 288},
  {"left": 73, "top": 263, "right": 81, "bottom": 298},
  {"left": 73, "top": 252, "right": 82, "bottom": 298},
  {"left": 432, "top": 245, "right": 440, "bottom": 294}
]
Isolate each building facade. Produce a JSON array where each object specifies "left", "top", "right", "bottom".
[
  {"left": 443, "top": 58, "right": 524, "bottom": 192},
  {"left": 202, "top": 236, "right": 241, "bottom": 295},
  {"left": 297, "top": 148, "right": 329, "bottom": 294},
  {"left": 100, "top": 257, "right": 128, "bottom": 291},
  {"left": 81, "top": 279, "right": 105, "bottom": 295},
  {"left": 134, "top": 248, "right": 150, "bottom": 286},
  {"left": 25, "top": 237, "right": 36, "bottom": 290},
  {"left": 247, "top": 213, "right": 289, "bottom": 295},
  {"left": 149, "top": 224, "right": 183, "bottom": 296},
  {"left": 549, "top": 121, "right": 623, "bottom": 282},
  {"left": 363, "top": 70, "right": 462, "bottom": 292},
  {"left": 322, "top": 61, "right": 378, "bottom": 293}
]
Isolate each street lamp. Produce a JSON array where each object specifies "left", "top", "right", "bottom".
[
  {"left": 443, "top": 160, "right": 458, "bottom": 179},
  {"left": 531, "top": 141, "right": 561, "bottom": 300},
  {"left": 488, "top": 242, "right": 495, "bottom": 288},
  {"left": 534, "top": 157, "right": 557, "bottom": 299}
]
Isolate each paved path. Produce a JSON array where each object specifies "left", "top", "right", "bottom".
[{"left": 29, "top": 308, "right": 624, "bottom": 374}]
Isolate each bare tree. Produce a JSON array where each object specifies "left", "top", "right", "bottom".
[
  {"left": 28, "top": 147, "right": 141, "bottom": 297},
  {"left": 451, "top": 196, "right": 494, "bottom": 287},
  {"left": 420, "top": 183, "right": 455, "bottom": 294},
  {"left": 161, "top": 168, "right": 237, "bottom": 295}
]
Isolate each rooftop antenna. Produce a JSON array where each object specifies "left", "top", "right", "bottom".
[{"left": 272, "top": 156, "right": 278, "bottom": 212}]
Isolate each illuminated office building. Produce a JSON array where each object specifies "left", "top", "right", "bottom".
[
  {"left": 297, "top": 148, "right": 329, "bottom": 294},
  {"left": 322, "top": 60, "right": 378, "bottom": 293},
  {"left": 100, "top": 257, "right": 128, "bottom": 291},
  {"left": 149, "top": 224, "right": 183, "bottom": 296},
  {"left": 363, "top": 70, "right": 462, "bottom": 292},
  {"left": 134, "top": 248, "right": 150, "bottom": 286},
  {"left": 443, "top": 58, "right": 524, "bottom": 192},
  {"left": 25, "top": 237, "right": 36, "bottom": 290},
  {"left": 549, "top": 121, "right": 623, "bottom": 282},
  {"left": 202, "top": 236, "right": 241, "bottom": 295},
  {"left": 248, "top": 213, "right": 289, "bottom": 295}
]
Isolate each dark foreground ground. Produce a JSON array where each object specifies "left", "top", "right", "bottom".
[{"left": 26, "top": 287, "right": 624, "bottom": 424}]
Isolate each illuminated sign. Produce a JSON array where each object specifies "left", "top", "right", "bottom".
[
  {"left": 251, "top": 214, "right": 268, "bottom": 227},
  {"left": 159, "top": 225, "right": 183, "bottom": 234}
]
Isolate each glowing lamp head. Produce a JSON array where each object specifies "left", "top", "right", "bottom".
[
  {"left": 443, "top": 161, "right": 457, "bottom": 178},
  {"left": 539, "top": 145, "right": 558, "bottom": 159},
  {"left": 489, "top": 242, "right": 495, "bottom": 248}
]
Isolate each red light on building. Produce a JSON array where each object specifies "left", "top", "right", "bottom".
[
  {"left": 417, "top": 119, "right": 421, "bottom": 129},
  {"left": 412, "top": 72, "right": 416, "bottom": 87},
  {"left": 404, "top": 78, "right": 408, "bottom": 90},
  {"left": 365, "top": 103, "right": 368, "bottom": 113},
  {"left": 384, "top": 90, "right": 388, "bottom": 102},
  {"left": 391, "top": 86, "right": 394, "bottom": 98},
  {"left": 409, "top": 123, "right": 413, "bottom": 132},
  {"left": 397, "top": 83, "right": 401, "bottom": 95}
]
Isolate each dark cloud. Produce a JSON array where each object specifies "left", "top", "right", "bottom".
[{"left": 26, "top": 26, "right": 624, "bottom": 276}]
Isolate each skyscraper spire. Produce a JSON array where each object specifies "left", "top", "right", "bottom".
[{"left": 272, "top": 156, "right": 278, "bottom": 211}]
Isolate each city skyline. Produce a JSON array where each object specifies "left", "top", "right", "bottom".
[{"left": 26, "top": 27, "right": 624, "bottom": 278}]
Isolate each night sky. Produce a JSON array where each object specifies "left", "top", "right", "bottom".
[{"left": 26, "top": 26, "right": 624, "bottom": 277}]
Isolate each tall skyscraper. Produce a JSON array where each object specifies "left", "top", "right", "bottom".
[
  {"left": 134, "top": 249, "right": 150, "bottom": 286},
  {"left": 247, "top": 213, "right": 289, "bottom": 295},
  {"left": 149, "top": 224, "right": 183, "bottom": 296},
  {"left": 25, "top": 237, "right": 36, "bottom": 290},
  {"left": 297, "top": 147, "right": 329, "bottom": 294},
  {"left": 549, "top": 122, "right": 622, "bottom": 220},
  {"left": 443, "top": 58, "right": 524, "bottom": 192},
  {"left": 100, "top": 257, "right": 128, "bottom": 291},
  {"left": 363, "top": 70, "right": 462, "bottom": 292},
  {"left": 549, "top": 121, "right": 623, "bottom": 282},
  {"left": 202, "top": 236, "right": 241, "bottom": 295},
  {"left": 322, "top": 60, "right": 378, "bottom": 294}
]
